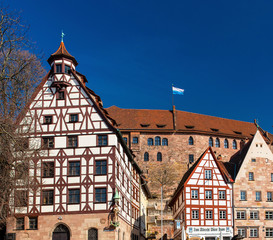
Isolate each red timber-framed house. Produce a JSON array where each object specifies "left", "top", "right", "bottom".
[
  {"left": 6, "top": 42, "right": 146, "bottom": 240},
  {"left": 169, "top": 147, "right": 234, "bottom": 240}
]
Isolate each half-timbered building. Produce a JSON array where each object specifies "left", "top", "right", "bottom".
[
  {"left": 6, "top": 41, "right": 146, "bottom": 240},
  {"left": 230, "top": 130, "right": 273, "bottom": 239},
  {"left": 169, "top": 147, "right": 233, "bottom": 240}
]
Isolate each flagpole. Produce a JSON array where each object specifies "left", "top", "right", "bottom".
[{"left": 172, "top": 84, "right": 174, "bottom": 108}]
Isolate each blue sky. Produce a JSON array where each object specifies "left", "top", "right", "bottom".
[{"left": 8, "top": 0, "right": 273, "bottom": 132}]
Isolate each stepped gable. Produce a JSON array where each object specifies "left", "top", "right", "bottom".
[{"left": 106, "top": 106, "right": 265, "bottom": 139}]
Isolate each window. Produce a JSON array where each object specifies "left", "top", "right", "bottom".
[
  {"left": 69, "top": 161, "right": 80, "bottom": 176},
  {"left": 157, "top": 152, "right": 162, "bottom": 161},
  {"left": 144, "top": 152, "right": 149, "bottom": 162},
  {"left": 240, "top": 191, "right": 246, "bottom": 201},
  {"left": 191, "top": 190, "right": 198, "bottom": 199},
  {"left": 42, "top": 137, "right": 54, "bottom": 149},
  {"left": 16, "top": 218, "right": 24, "bottom": 230},
  {"left": 267, "top": 192, "right": 272, "bottom": 201},
  {"left": 236, "top": 211, "right": 246, "bottom": 219},
  {"left": 205, "top": 190, "right": 212, "bottom": 199},
  {"left": 251, "top": 158, "right": 256, "bottom": 162},
  {"left": 266, "top": 211, "right": 273, "bottom": 220},
  {"left": 209, "top": 137, "right": 213, "bottom": 147},
  {"left": 132, "top": 137, "right": 138, "bottom": 144},
  {"left": 249, "top": 172, "right": 254, "bottom": 181},
  {"left": 70, "top": 114, "right": 78, "bottom": 122},
  {"left": 271, "top": 173, "right": 273, "bottom": 182},
  {"left": 57, "top": 90, "right": 65, "bottom": 100},
  {"left": 266, "top": 228, "right": 273, "bottom": 237},
  {"left": 237, "top": 228, "right": 246, "bottom": 237},
  {"left": 95, "top": 188, "right": 106, "bottom": 203},
  {"left": 256, "top": 191, "right": 261, "bottom": 201},
  {"left": 250, "top": 228, "right": 258, "bottom": 237},
  {"left": 44, "top": 115, "right": 53, "bottom": 124},
  {"left": 205, "top": 170, "right": 212, "bottom": 179},
  {"left": 162, "top": 138, "right": 168, "bottom": 146},
  {"left": 68, "top": 189, "right": 80, "bottom": 204},
  {"left": 42, "top": 190, "right": 53, "bottom": 205},
  {"left": 155, "top": 136, "right": 161, "bottom": 146},
  {"left": 192, "top": 210, "right": 199, "bottom": 219},
  {"left": 29, "top": 217, "right": 38, "bottom": 230},
  {"left": 219, "top": 191, "right": 226, "bottom": 200},
  {"left": 224, "top": 139, "right": 229, "bottom": 148},
  {"left": 88, "top": 228, "right": 98, "bottom": 240},
  {"left": 205, "top": 210, "right": 213, "bottom": 219},
  {"left": 219, "top": 210, "right": 226, "bottom": 219},
  {"left": 95, "top": 160, "right": 107, "bottom": 175},
  {"left": 215, "top": 138, "right": 220, "bottom": 148},
  {"left": 250, "top": 211, "right": 259, "bottom": 220},
  {"left": 98, "top": 135, "right": 107, "bottom": 146},
  {"left": 189, "top": 154, "right": 194, "bottom": 164},
  {"left": 68, "top": 136, "right": 78, "bottom": 148},
  {"left": 43, "top": 162, "right": 54, "bottom": 177},
  {"left": 123, "top": 137, "right": 127, "bottom": 145},
  {"left": 65, "top": 65, "right": 71, "bottom": 74},
  {"left": 232, "top": 140, "right": 237, "bottom": 149},
  {"left": 56, "top": 64, "right": 62, "bottom": 73},
  {"left": 188, "top": 136, "right": 194, "bottom": 145},
  {"left": 15, "top": 190, "right": 28, "bottom": 207},
  {"left": 147, "top": 138, "right": 153, "bottom": 146}
]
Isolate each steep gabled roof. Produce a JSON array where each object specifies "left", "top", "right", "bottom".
[
  {"left": 169, "top": 147, "right": 233, "bottom": 207},
  {"left": 47, "top": 42, "right": 78, "bottom": 66},
  {"left": 106, "top": 106, "right": 269, "bottom": 140},
  {"left": 229, "top": 138, "right": 253, "bottom": 180}
]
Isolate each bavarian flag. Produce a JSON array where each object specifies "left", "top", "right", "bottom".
[{"left": 172, "top": 86, "right": 184, "bottom": 95}]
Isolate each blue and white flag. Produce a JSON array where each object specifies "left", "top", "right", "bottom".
[{"left": 172, "top": 86, "right": 184, "bottom": 95}]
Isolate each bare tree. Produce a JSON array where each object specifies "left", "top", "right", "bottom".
[
  {"left": 0, "top": 6, "right": 45, "bottom": 230},
  {"left": 147, "top": 160, "right": 181, "bottom": 199}
]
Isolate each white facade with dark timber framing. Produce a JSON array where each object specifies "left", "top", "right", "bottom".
[
  {"left": 169, "top": 147, "right": 234, "bottom": 240},
  {"left": 6, "top": 42, "right": 145, "bottom": 240}
]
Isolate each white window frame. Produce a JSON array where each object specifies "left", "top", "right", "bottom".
[{"left": 249, "top": 227, "right": 258, "bottom": 238}]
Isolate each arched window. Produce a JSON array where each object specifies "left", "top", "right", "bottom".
[
  {"left": 215, "top": 138, "right": 220, "bottom": 148},
  {"left": 157, "top": 152, "right": 162, "bottom": 161},
  {"left": 224, "top": 139, "right": 229, "bottom": 148},
  {"left": 88, "top": 228, "right": 98, "bottom": 240},
  {"left": 233, "top": 140, "right": 237, "bottom": 149},
  {"left": 53, "top": 224, "right": 70, "bottom": 240},
  {"left": 148, "top": 138, "right": 153, "bottom": 146},
  {"left": 209, "top": 137, "right": 213, "bottom": 147},
  {"left": 144, "top": 152, "right": 149, "bottom": 161},
  {"left": 162, "top": 138, "right": 168, "bottom": 146},
  {"left": 188, "top": 136, "right": 194, "bottom": 145},
  {"left": 155, "top": 136, "right": 161, "bottom": 146}
]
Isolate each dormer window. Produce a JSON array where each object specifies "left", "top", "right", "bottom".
[
  {"left": 56, "top": 64, "right": 62, "bottom": 73},
  {"left": 65, "top": 65, "right": 71, "bottom": 74}
]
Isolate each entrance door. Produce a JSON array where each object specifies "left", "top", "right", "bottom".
[{"left": 52, "top": 224, "right": 70, "bottom": 240}]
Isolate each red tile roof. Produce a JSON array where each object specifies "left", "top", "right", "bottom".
[{"left": 106, "top": 106, "right": 263, "bottom": 139}]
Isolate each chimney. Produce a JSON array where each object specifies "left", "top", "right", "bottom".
[{"left": 172, "top": 105, "right": 176, "bottom": 131}]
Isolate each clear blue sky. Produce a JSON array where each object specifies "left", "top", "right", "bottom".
[{"left": 8, "top": 0, "right": 273, "bottom": 132}]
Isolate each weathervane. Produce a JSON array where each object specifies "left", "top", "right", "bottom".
[{"left": 61, "top": 30, "right": 65, "bottom": 42}]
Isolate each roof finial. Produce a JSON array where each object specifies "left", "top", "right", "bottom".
[{"left": 61, "top": 30, "right": 65, "bottom": 42}]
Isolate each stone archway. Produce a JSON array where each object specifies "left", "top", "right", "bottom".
[{"left": 52, "top": 224, "right": 70, "bottom": 240}]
